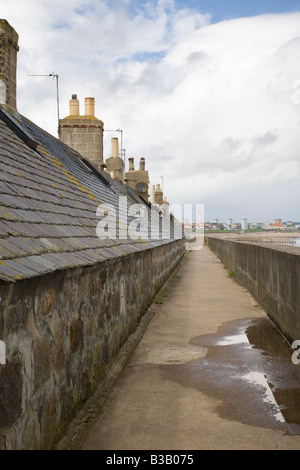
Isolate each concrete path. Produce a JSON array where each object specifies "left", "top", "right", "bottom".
[{"left": 65, "top": 246, "right": 300, "bottom": 450}]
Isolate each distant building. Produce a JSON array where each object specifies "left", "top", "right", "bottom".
[
  {"left": 271, "top": 218, "right": 284, "bottom": 230},
  {"left": 241, "top": 218, "right": 248, "bottom": 230}
]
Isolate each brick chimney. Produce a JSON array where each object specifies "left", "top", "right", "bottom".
[
  {"left": 59, "top": 95, "right": 104, "bottom": 172},
  {"left": 0, "top": 20, "right": 19, "bottom": 112}
]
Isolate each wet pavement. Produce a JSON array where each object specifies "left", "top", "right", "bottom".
[
  {"left": 59, "top": 246, "right": 300, "bottom": 450},
  {"left": 177, "top": 316, "right": 300, "bottom": 435}
]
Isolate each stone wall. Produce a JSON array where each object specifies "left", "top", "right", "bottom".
[
  {"left": 0, "top": 239, "right": 185, "bottom": 450},
  {"left": 207, "top": 235, "right": 300, "bottom": 344}
]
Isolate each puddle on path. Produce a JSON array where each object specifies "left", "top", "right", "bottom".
[{"left": 163, "top": 317, "right": 300, "bottom": 435}]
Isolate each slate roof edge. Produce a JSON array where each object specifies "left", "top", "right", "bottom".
[
  {"left": 0, "top": 105, "right": 39, "bottom": 150},
  {"left": 19, "top": 113, "right": 115, "bottom": 189},
  {"left": 0, "top": 238, "right": 181, "bottom": 283}
]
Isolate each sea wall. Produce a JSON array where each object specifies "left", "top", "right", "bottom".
[
  {"left": 207, "top": 235, "right": 300, "bottom": 344},
  {"left": 0, "top": 239, "right": 185, "bottom": 450}
]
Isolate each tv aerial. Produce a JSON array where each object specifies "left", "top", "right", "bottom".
[{"left": 28, "top": 73, "right": 60, "bottom": 130}]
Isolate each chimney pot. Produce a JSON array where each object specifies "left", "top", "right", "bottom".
[
  {"left": 69, "top": 94, "right": 80, "bottom": 115},
  {"left": 139, "top": 157, "right": 146, "bottom": 171},
  {"left": 85, "top": 97, "right": 95, "bottom": 116},
  {"left": 128, "top": 157, "right": 134, "bottom": 171},
  {"left": 111, "top": 137, "right": 119, "bottom": 158}
]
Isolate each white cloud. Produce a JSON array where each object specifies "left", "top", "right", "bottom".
[{"left": 1, "top": 1, "right": 300, "bottom": 222}]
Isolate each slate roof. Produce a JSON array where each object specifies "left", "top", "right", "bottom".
[{"left": 0, "top": 106, "right": 179, "bottom": 282}]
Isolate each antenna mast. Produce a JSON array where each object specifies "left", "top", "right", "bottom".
[
  {"left": 153, "top": 176, "right": 164, "bottom": 191},
  {"left": 28, "top": 73, "right": 60, "bottom": 131}
]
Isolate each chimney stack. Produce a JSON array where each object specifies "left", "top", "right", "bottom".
[
  {"left": 125, "top": 157, "right": 149, "bottom": 201},
  {"left": 59, "top": 95, "right": 104, "bottom": 171},
  {"left": 104, "top": 137, "right": 124, "bottom": 183},
  {"left": 154, "top": 184, "right": 164, "bottom": 205},
  {"left": 0, "top": 20, "right": 19, "bottom": 111}
]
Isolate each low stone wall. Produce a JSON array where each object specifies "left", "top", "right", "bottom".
[
  {"left": 0, "top": 239, "right": 185, "bottom": 450},
  {"left": 207, "top": 235, "right": 300, "bottom": 344}
]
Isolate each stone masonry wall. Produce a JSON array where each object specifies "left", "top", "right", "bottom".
[
  {"left": 0, "top": 239, "right": 185, "bottom": 450},
  {"left": 207, "top": 235, "right": 300, "bottom": 344},
  {"left": 59, "top": 118, "right": 104, "bottom": 168}
]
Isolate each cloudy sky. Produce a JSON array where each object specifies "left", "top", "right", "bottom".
[{"left": 2, "top": 0, "right": 300, "bottom": 223}]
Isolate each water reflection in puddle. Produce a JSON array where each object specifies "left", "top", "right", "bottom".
[
  {"left": 244, "top": 317, "right": 300, "bottom": 430},
  {"left": 217, "top": 333, "right": 250, "bottom": 346},
  {"left": 165, "top": 316, "right": 300, "bottom": 434},
  {"left": 243, "top": 371, "right": 285, "bottom": 423}
]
